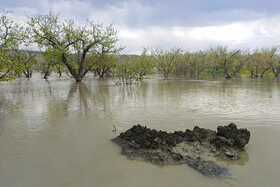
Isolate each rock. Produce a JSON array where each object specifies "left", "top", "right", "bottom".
[
  {"left": 213, "top": 123, "right": 250, "bottom": 159},
  {"left": 193, "top": 126, "right": 217, "bottom": 148},
  {"left": 217, "top": 123, "right": 250, "bottom": 149},
  {"left": 193, "top": 126, "right": 217, "bottom": 143},
  {"left": 186, "top": 156, "right": 228, "bottom": 178},
  {"left": 112, "top": 123, "right": 250, "bottom": 178},
  {"left": 225, "top": 151, "right": 238, "bottom": 158}
]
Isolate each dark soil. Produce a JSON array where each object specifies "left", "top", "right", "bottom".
[{"left": 112, "top": 123, "right": 250, "bottom": 178}]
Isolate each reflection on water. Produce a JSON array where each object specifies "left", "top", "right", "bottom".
[
  {"left": 216, "top": 150, "right": 250, "bottom": 166},
  {"left": 0, "top": 74, "right": 280, "bottom": 187}
]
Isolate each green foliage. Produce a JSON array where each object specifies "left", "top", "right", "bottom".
[
  {"left": 20, "top": 50, "right": 37, "bottom": 78},
  {"left": 187, "top": 51, "right": 210, "bottom": 78},
  {"left": 115, "top": 56, "right": 140, "bottom": 84},
  {"left": 28, "top": 11, "right": 123, "bottom": 81},
  {"left": 137, "top": 48, "right": 154, "bottom": 78},
  {"left": 114, "top": 48, "right": 153, "bottom": 84},
  {"left": 94, "top": 54, "right": 117, "bottom": 78},
  {"left": 0, "top": 11, "right": 27, "bottom": 81},
  {"left": 152, "top": 47, "right": 181, "bottom": 79},
  {"left": 53, "top": 61, "right": 67, "bottom": 76},
  {"left": 208, "top": 45, "right": 243, "bottom": 78},
  {"left": 271, "top": 50, "right": 280, "bottom": 76}
]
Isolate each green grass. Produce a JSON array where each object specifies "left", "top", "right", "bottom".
[{"left": 203, "top": 69, "right": 224, "bottom": 75}]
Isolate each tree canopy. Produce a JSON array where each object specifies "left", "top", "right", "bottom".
[
  {"left": 0, "top": 12, "right": 26, "bottom": 81},
  {"left": 28, "top": 11, "right": 123, "bottom": 81}
]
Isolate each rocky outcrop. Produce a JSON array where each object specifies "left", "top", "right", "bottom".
[
  {"left": 112, "top": 123, "right": 250, "bottom": 178},
  {"left": 213, "top": 123, "right": 250, "bottom": 159}
]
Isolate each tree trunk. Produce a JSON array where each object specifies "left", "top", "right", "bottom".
[
  {"left": 64, "top": 64, "right": 83, "bottom": 81},
  {"left": 224, "top": 69, "right": 231, "bottom": 79},
  {"left": 261, "top": 49, "right": 276, "bottom": 78},
  {"left": 62, "top": 54, "right": 83, "bottom": 82},
  {"left": 57, "top": 68, "right": 62, "bottom": 77},
  {"left": 255, "top": 67, "right": 259, "bottom": 77},
  {"left": 190, "top": 71, "right": 194, "bottom": 78},
  {"left": 24, "top": 69, "right": 32, "bottom": 78},
  {"left": 225, "top": 75, "right": 231, "bottom": 79},
  {"left": 43, "top": 64, "right": 51, "bottom": 79},
  {"left": 275, "top": 67, "right": 280, "bottom": 77},
  {"left": 101, "top": 71, "right": 105, "bottom": 79},
  {"left": 197, "top": 69, "right": 203, "bottom": 78},
  {"left": 0, "top": 69, "right": 10, "bottom": 80},
  {"left": 163, "top": 71, "right": 168, "bottom": 79},
  {"left": 74, "top": 76, "right": 82, "bottom": 82},
  {"left": 97, "top": 68, "right": 105, "bottom": 78},
  {"left": 260, "top": 69, "right": 268, "bottom": 78},
  {"left": 211, "top": 67, "right": 216, "bottom": 77},
  {"left": 250, "top": 71, "right": 258, "bottom": 78},
  {"left": 44, "top": 70, "right": 50, "bottom": 79},
  {"left": 183, "top": 69, "right": 187, "bottom": 77}
]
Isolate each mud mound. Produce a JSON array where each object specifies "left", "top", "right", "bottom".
[{"left": 112, "top": 123, "right": 250, "bottom": 178}]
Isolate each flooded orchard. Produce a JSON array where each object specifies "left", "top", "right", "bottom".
[{"left": 0, "top": 74, "right": 280, "bottom": 187}]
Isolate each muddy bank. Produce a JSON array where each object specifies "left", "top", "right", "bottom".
[{"left": 112, "top": 123, "right": 250, "bottom": 178}]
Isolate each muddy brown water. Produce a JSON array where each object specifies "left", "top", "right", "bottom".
[{"left": 0, "top": 74, "right": 279, "bottom": 187}]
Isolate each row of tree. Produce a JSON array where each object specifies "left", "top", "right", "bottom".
[
  {"left": 105, "top": 46, "right": 280, "bottom": 83},
  {"left": 1, "top": 11, "right": 122, "bottom": 82},
  {"left": 1, "top": 11, "right": 280, "bottom": 83},
  {"left": 152, "top": 46, "right": 280, "bottom": 79}
]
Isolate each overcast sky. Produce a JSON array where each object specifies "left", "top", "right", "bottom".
[{"left": 2, "top": 0, "right": 280, "bottom": 54}]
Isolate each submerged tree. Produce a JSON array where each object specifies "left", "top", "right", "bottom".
[
  {"left": 188, "top": 51, "right": 210, "bottom": 78},
  {"left": 176, "top": 51, "right": 191, "bottom": 77},
  {"left": 231, "top": 50, "right": 250, "bottom": 77},
  {"left": 272, "top": 55, "right": 280, "bottom": 77},
  {"left": 245, "top": 51, "right": 258, "bottom": 78},
  {"left": 53, "top": 61, "right": 65, "bottom": 77},
  {"left": 20, "top": 50, "right": 37, "bottom": 78},
  {"left": 0, "top": 12, "right": 26, "bottom": 81},
  {"left": 94, "top": 54, "right": 117, "bottom": 78},
  {"left": 114, "top": 48, "right": 153, "bottom": 84},
  {"left": 28, "top": 11, "right": 123, "bottom": 82},
  {"left": 115, "top": 56, "right": 140, "bottom": 84},
  {"left": 152, "top": 48, "right": 181, "bottom": 79},
  {"left": 40, "top": 48, "right": 62, "bottom": 79},
  {"left": 210, "top": 45, "right": 240, "bottom": 79},
  {"left": 259, "top": 48, "right": 276, "bottom": 78},
  {"left": 270, "top": 48, "right": 280, "bottom": 77},
  {"left": 136, "top": 48, "right": 153, "bottom": 80}
]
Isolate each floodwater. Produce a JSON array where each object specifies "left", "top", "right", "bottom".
[{"left": 0, "top": 74, "right": 279, "bottom": 187}]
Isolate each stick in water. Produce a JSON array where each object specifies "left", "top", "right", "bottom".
[{"left": 113, "top": 124, "right": 117, "bottom": 132}]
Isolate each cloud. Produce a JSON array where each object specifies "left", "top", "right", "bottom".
[
  {"left": 189, "top": 23, "right": 254, "bottom": 42},
  {"left": 118, "top": 15, "right": 280, "bottom": 54},
  {"left": 3, "top": 0, "right": 276, "bottom": 27},
  {"left": 86, "top": 0, "right": 153, "bottom": 26},
  {"left": 1, "top": 0, "right": 280, "bottom": 54},
  {"left": 118, "top": 26, "right": 196, "bottom": 54}
]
